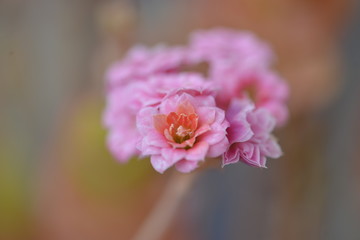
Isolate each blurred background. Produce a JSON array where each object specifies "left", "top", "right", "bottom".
[{"left": 1, "top": 0, "right": 360, "bottom": 239}]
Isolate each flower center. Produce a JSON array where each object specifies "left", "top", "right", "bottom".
[
  {"left": 166, "top": 112, "right": 198, "bottom": 144},
  {"left": 153, "top": 101, "right": 199, "bottom": 147}
]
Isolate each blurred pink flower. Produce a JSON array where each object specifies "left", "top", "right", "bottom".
[
  {"left": 137, "top": 90, "right": 229, "bottom": 173},
  {"left": 103, "top": 73, "right": 214, "bottom": 162},
  {"left": 188, "top": 28, "right": 289, "bottom": 126},
  {"left": 103, "top": 82, "right": 143, "bottom": 162},
  {"left": 213, "top": 66, "right": 289, "bottom": 126},
  {"left": 223, "top": 99, "right": 282, "bottom": 168},
  {"left": 188, "top": 28, "right": 274, "bottom": 67},
  {"left": 106, "top": 44, "right": 189, "bottom": 90}
]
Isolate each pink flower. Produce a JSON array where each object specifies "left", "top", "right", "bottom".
[
  {"left": 106, "top": 44, "right": 189, "bottom": 90},
  {"left": 213, "top": 66, "right": 289, "bottom": 126},
  {"left": 137, "top": 90, "right": 229, "bottom": 173},
  {"left": 187, "top": 28, "right": 289, "bottom": 126},
  {"left": 103, "top": 73, "right": 214, "bottom": 162},
  {"left": 223, "top": 99, "right": 282, "bottom": 168},
  {"left": 188, "top": 28, "right": 274, "bottom": 67},
  {"left": 103, "top": 82, "right": 144, "bottom": 162}
]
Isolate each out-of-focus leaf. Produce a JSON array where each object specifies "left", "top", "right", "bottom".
[{"left": 57, "top": 94, "right": 157, "bottom": 203}]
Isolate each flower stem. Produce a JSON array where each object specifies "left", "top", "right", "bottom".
[{"left": 132, "top": 172, "right": 197, "bottom": 240}]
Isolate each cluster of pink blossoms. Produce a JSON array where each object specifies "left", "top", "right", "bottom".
[{"left": 103, "top": 28, "right": 289, "bottom": 173}]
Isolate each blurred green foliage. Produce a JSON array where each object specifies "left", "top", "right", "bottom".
[
  {"left": 0, "top": 140, "right": 31, "bottom": 238},
  {"left": 62, "top": 96, "right": 157, "bottom": 203}
]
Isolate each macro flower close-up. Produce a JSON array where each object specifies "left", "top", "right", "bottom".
[
  {"left": 2, "top": 1, "right": 360, "bottom": 240},
  {"left": 103, "top": 28, "right": 288, "bottom": 173}
]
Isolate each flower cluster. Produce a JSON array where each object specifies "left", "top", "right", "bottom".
[{"left": 103, "top": 28, "right": 289, "bottom": 173}]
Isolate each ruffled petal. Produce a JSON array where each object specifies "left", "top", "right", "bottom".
[{"left": 186, "top": 141, "right": 209, "bottom": 161}]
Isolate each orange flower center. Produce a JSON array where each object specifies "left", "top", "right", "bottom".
[
  {"left": 165, "top": 112, "right": 198, "bottom": 143},
  {"left": 153, "top": 101, "right": 199, "bottom": 146}
]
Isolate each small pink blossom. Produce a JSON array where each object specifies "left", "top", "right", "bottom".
[
  {"left": 106, "top": 44, "right": 188, "bottom": 90},
  {"left": 213, "top": 67, "right": 289, "bottom": 126},
  {"left": 103, "top": 83, "right": 144, "bottom": 162},
  {"left": 137, "top": 90, "right": 229, "bottom": 173},
  {"left": 188, "top": 28, "right": 274, "bottom": 67},
  {"left": 223, "top": 99, "right": 282, "bottom": 168},
  {"left": 187, "top": 28, "right": 289, "bottom": 126}
]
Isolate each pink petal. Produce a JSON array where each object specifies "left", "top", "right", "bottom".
[
  {"left": 161, "top": 148, "right": 186, "bottom": 163},
  {"left": 196, "top": 107, "right": 216, "bottom": 125},
  {"left": 226, "top": 99, "right": 254, "bottom": 121},
  {"left": 137, "top": 107, "right": 158, "bottom": 135},
  {"left": 153, "top": 114, "right": 168, "bottom": 132},
  {"left": 143, "top": 131, "right": 169, "bottom": 148},
  {"left": 259, "top": 156, "right": 267, "bottom": 168},
  {"left": 227, "top": 118, "right": 253, "bottom": 144},
  {"left": 140, "top": 145, "right": 161, "bottom": 156},
  {"left": 239, "top": 143, "right": 263, "bottom": 167},
  {"left": 207, "top": 137, "right": 229, "bottom": 158},
  {"left": 200, "top": 128, "right": 227, "bottom": 145},
  {"left": 261, "top": 137, "right": 282, "bottom": 159},
  {"left": 194, "top": 124, "right": 211, "bottom": 137},
  {"left": 175, "top": 160, "right": 199, "bottom": 173},
  {"left": 186, "top": 141, "right": 209, "bottom": 161},
  {"left": 260, "top": 102, "right": 289, "bottom": 127},
  {"left": 223, "top": 143, "right": 241, "bottom": 166},
  {"left": 150, "top": 155, "right": 169, "bottom": 174},
  {"left": 176, "top": 100, "right": 196, "bottom": 114}
]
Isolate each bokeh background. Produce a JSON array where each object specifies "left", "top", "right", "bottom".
[{"left": 1, "top": 0, "right": 360, "bottom": 239}]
